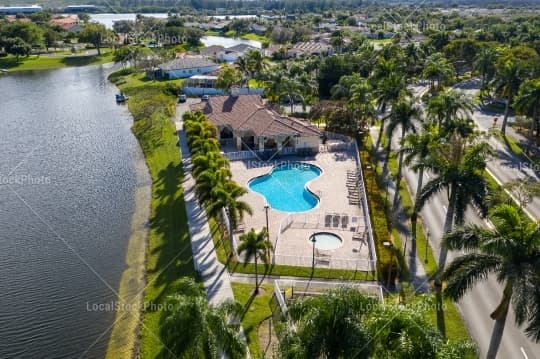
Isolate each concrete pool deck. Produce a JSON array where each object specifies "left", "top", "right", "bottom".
[{"left": 229, "top": 148, "right": 375, "bottom": 272}]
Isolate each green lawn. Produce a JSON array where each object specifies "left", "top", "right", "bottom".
[
  {"left": 240, "top": 33, "right": 271, "bottom": 46},
  {"left": 0, "top": 51, "right": 114, "bottom": 72},
  {"left": 107, "top": 69, "right": 196, "bottom": 359},
  {"left": 231, "top": 282, "right": 274, "bottom": 359}
]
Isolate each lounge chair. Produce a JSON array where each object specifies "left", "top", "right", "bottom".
[
  {"left": 325, "top": 214, "right": 332, "bottom": 227},
  {"left": 333, "top": 215, "right": 340, "bottom": 227},
  {"left": 341, "top": 215, "right": 349, "bottom": 229}
]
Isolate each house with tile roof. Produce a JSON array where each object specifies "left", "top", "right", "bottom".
[
  {"left": 156, "top": 58, "right": 219, "bottom": 79},
  {"left": 190, "top": 94, "right": 321, "bottom": 154}
]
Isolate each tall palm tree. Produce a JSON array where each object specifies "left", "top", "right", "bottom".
[
  {"left": 385, "top": 96, "right": 422, "bottom": 183},
  {"left": 160, "top": 279, "right": 246, "bottom": 359},
  {"left": 426, "top": 89, "right": 474, "bottom": 135},
  {"left": 206, "top": 182, "right": 253, "bottom": 255},
  {"left": 349, "top": 79, "right": 375, "bottom": 130},
  {"left": 246, "top": 49, "right": 269, "bottom": 80},
  {"left": 474, "top": 46, "right": 498, "bottom": 91},
  {"left": 514, "top": 78, "right": 540, "bottom": 150},
  {"left": 237, "top": 228, "right": 272, "bottom": 294},
  {"left": 493, "top": 60, "right": 523, "bottom": 135},
  {"left": 416, "top": 134, "right": 493, "bottom": 270},
  {"left": 442, "top": 204, "right": 540, "bottom": 359},
  {"left": 235, "top": 56, "right": 250, "bottom": 88},
  {"left": 375, "top": 73, "right": 410, "bottom": 148},
  {"left": 400, "top": 122, "right": 438, "bottom": 217},
  {"left": 280, "top": 77, "right": 304, "bottom": 114},
  {"left": 422, "top": 53, "right": 454, "bottom": 93}
]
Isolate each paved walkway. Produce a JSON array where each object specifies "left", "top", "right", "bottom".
[
  {"left": 175, "top": 103, "right": 235, "bottom": 306},
  {"left": 369, "top": 126, "right": 429, "bottom": 293}
]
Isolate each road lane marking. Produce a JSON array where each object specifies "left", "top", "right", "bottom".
[{"left": 521, "top": 347, "right": 529, "bottom": 359}]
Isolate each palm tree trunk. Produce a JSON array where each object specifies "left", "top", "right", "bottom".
[
  {"left": 254, "top": 255, "right": 259, "bottom": 294},
  {"left": 438, "top": 189, "right": 456, "bottom": 272},
  {"left": 414, "top": 167, "right": 424, "bottom": 213},
  {"left": 376, "top": 117, "right": 385, "bottom": 149},
  {"left": 487, "top": 284, "right": 512, "bottom": 359},
  {"left": 501, "top": 95, "right": 511, "bottom": 135},
  {"left": 396, "top": 127, "right": 406, "bottom": 183}
]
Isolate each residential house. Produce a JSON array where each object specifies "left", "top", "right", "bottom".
[
  {"left": 286, "top": 41, "right": 333, "bottom": 58},
  {"left": 190, "top": 94, "right": 321, "bottom": 154},
  {"left": 156, "top": 58, "right": 219, "bottom": 79},
  {"left": 200, "top": 45, "right": 225, "bottom": 58},
  {"left": 217, "top": 44, "right": 261, "bottom": 62},
  {"left": 249, "top": 24, "right": 267, "bottom": 35},
  {"left": 49, "top": 15, "right": 80, "bottom": 31}
]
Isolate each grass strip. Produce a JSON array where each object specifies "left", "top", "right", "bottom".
[
  {"left": 209, "top": 217, "right": 376, "bottom": 281},
  {"left": 108, "top": 70, "right": 196, "bottom": 358},
  {"left": 0, "top": 51, "right": 114, "bottom": 72},
  {"left": 231, "top": 283, "right": 274, "bottom": 359}
]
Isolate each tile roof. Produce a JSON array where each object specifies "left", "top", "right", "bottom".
[
  {"left": 226, "top": 44, "right": 258, "bottom": 53},
  {"left": 159, "top": 58, "right": 217, "bottom": 71},
  {"left": 191, "top": 95, "right": 321, "bottom": 137}
]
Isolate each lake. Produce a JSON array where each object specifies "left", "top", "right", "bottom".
[
  {"left": 0, "top": 64, "right": 149, "bottom": 358},
  {"left": 90, "top": 13, "right": 257, "bottom": 29}
]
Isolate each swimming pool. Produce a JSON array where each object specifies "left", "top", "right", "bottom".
[
  {"left": 248, "top": 163, "right": 321, "bottom": 212},
  {"left": 310, "top": 232, "right": 343, "bottom": 250}
]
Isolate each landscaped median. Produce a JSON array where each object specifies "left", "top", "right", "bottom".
[{"left": 107, "top": 69, "right": 195, "bottom": 358}]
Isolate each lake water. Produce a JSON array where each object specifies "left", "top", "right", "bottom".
[
  {"left": 90, "top": 13, "right": 256, "bottom": 29},
  {"left": 0, "top": 64, "right": 149, "bottom": 358},
  {"left": 201, "top": 35, "right": 261, "bottom": 48}
]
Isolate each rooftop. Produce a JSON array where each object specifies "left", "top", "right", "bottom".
[
  {"left": 159, "top": 58, "right": 217, "bottom": 71},
  {"left": 191, "top": 95, "right": 321, "bottom": 137}
]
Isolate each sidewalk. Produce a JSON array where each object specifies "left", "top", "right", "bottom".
[
  {"left": 369, "top": 126, "right": 429, "bottom": 293},
  {"left": 175, "top": 106, "right": 235, "bottom": 306}
]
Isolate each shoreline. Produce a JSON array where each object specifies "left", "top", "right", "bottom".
[
  {"left": 104, "top": 151, "right": 151, "bottom": 358},
  {"left": 104, "top": 95, "right": 152, "bottom": 358}
]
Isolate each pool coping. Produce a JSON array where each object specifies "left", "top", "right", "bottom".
[{"left": 245, "top": 161, "right": 323, "bottom": 214}]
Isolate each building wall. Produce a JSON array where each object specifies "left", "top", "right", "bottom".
[
  {"left": 164, "top": 64, "right": 219, "bottom": 79},
  {"left": 182, "top": 87, "right": 264, "bottom": 96},
  {"left": 296, "top": 136, "right": 320, "bottom": 152}
]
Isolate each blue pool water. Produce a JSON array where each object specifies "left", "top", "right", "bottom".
[{"left": 248, "top": 163, "right": 321, "bottom": 212}]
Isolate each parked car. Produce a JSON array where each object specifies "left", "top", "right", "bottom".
[
  {"left": 201, "top": 95, "right": 210, "bottom": 101},
  {"left": 178, "top": 94, "right": 187, "bottom": 103}
]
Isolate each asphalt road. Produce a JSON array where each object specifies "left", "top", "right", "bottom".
[{"left": 388, "top": 82, "right": 540, "bottom": 358}]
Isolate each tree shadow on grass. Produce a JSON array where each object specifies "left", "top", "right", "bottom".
[{"left": 145, "top": 162, "right": 196, "bottom": 306}]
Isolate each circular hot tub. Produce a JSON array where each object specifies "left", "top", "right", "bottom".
[{"left": 310, "top": 232, "right": 343, "bottom": 250}]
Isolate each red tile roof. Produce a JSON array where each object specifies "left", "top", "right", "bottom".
[{"left": 191, "top": 95, "right": 321, "bottom": 137}]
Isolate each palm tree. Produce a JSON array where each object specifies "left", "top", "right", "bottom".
[
  {"left": 237, "top": 228, "right": 272, "bottom": 294},
  {"left": 206, "top": 182, "right": 253, "bottom": 255},
  {"left": 514, "top": 78, "right": 540, "bottom": 150},
  {"left": 385, "top": 96, "right": 422, "bottom": 183},
  {"left": 160, "top": 279, "right": 246, "bottom": 359},
  {"left": 422, "top": 53, "right": 454, "bottom": 93},
  {"left": 375, "top": 73, "right": 410, "bottom": 148},
  {"left": 474, "top": 46, "right": 498, "bottom": 91},
  {"left": 280, "top": 77, "right": 304, "bottom": 114},
  {"left": 235, "top": 56, "right": 250, "bottom": 88},
  {"left": 246, "top": 49, "right": 269, "bottom": 79},
  {"left": 400, "top": 122, "right": 438, "bottom": 217},
  {"left": 279, "top": 288, "right": 376, "bottom": 358},
  {"left": 442, "top": 204, "right": 540, "bottom": 359},
  {"left": 349, "top": 79, "right": 375, "bottom": 130},
  {"left": 416, "top": 134, "right": 493, "bottom": 270},
  {"left": 493, "top": 60, "right": 523, "bottom": 135},
  {"left": 426, "top": 89, "right": 474, "bottom": 136}
]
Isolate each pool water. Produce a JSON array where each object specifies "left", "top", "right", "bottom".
[
  {"left": 311, "top": 232, "right": 343, "bottom": 250},
  {"left": 248, "top": 163, "right": 321, "bottom": 212}
]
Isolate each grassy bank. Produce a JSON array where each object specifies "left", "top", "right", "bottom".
[
  {"left": 107, "top": 69, "right": 195, "bottom": 358},
  {"left": 231, "top": 283, "right": 274, "bottom": 359},
  {"left": 0, "top": 50, "right": 114, "bottom": 72}
]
